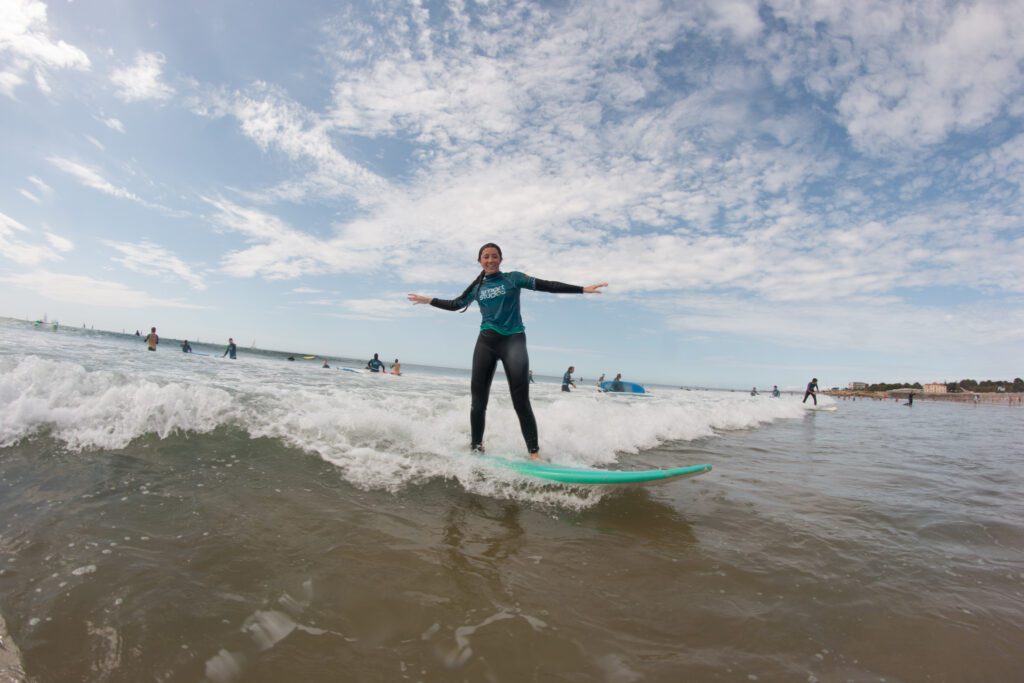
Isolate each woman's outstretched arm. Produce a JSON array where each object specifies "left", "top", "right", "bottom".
[
  {"left": 407, "top": 293, "right": 464, "bottom": 310},
  {"left": 533, "top": 280, "right": 609, "bottom": 294}
]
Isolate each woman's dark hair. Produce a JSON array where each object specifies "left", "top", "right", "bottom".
[{"left": 456, "top": 243, "right": 502, "bottom": 312}]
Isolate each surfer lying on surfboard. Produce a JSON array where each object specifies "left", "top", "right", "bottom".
[{"left": 408, "top": 242, "right": 607, "bottom": 460}]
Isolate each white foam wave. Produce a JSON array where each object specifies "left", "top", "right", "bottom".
[{"left": 0, "top": 324, "right": 818, "bottom": 506}]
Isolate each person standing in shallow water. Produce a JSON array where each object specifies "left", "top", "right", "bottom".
[
  {"left": 562, "top": 366, "right": 576, "bottom": 392},
  {"left": 145, "top": 327, "right": 158, "bottom": 351},
  {"left": 408, "top": 243, "right": 607, "bottom": 460}
]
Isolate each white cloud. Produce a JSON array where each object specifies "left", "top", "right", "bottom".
[
  {"left": 27, "top": 176, "right": 52, "bottom": 194},
  {"left": 33, "top": 68, "right": 49, "bottom": 93},
  {"left": 111, "top": 51, "right": 174, "bottom": 102},
  {"left": 85, "top": 135, "right": 104, "bottom": 151},
  {"left": 172, "top": 0, "right": 1023, "bottom": 324},
  {"left": 204, "top": 196, "right": 383, "bottom": 279},
  {"left": 0, "top": 0, "right": 90, "bottom": 97},
  {"left": 100, "top": 116, "right": 125, "bottom": 132},
  {"left": 0, "top": 270, "right": 207, "bottom": 309},
  {"left": 708, "top": 0, "right": 763, "bottom": 40},
  {"left": 0, "top": 71, "right": 24, "bottom": 97},
  {"left": 191, "top": 82, "right": 387, "bottom": 200},
  {"left": 104, "top": 240, "right": 205, "bottom": 290},
  {"left": 44, "top": 232, "right": 73, "bottom": 252},
  {"left": 47, "top": 156, "right": 189, "bottom": 217},
  {"left": 18, "top": 189, "right": 39, "bottom": 203},
  {"left": 756, "top": 0, "right": 1024, "bottom": 154},
  {"left": 48, "top": 156, "right": 142, "bottom": 201},
  {"left": 0, "top": 211, "right": 67, "bottom": 265}
]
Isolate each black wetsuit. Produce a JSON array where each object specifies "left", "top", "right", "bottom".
[
  {"left": 803, "top": 380, "right": 818, "bottom": 404},
  {"left": 431, "top": 271, "right": 583, "bottom": 452}
]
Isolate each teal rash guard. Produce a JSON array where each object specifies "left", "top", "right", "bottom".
[{"left": 430, "top": 271, "right": 583, "bottom": 335}]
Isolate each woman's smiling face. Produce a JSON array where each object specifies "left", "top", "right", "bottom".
[{"left": 478, "top": 246, "right": 502, "bottom": 274}]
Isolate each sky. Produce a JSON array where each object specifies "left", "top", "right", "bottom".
[{"left": 1, "top": 0, "right": 1023, "bottom": 390}]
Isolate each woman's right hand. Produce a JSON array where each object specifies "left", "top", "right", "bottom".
[{"left": 407, "top": 293, "right": 432, "bottom": 305}]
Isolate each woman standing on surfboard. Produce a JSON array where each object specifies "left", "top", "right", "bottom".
[{"left": 408, "top": 243, "right": 607, "bottom": 459}]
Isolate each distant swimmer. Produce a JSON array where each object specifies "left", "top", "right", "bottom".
[
  {"left": 145, "top": 327, "right": 159, "bottom": 352},
  {"left": 408, "top": 241, "right": 607, "bottom": 460},
  {"left": 771, "top": 385, "right": 780, "bottom": 398},
  {"left": 322, "top": 360, "right": 331, "bottom": 368},
  {"left": 611, "top": 373, "right": 624, "bottom": 392},
  {"left": 528, "top": 370, "right": 535, "bottom": 384},
  {"left": 366, "top": 353, "right": 386, "bottom": 373},
  {"left": 223, "top": 337, "right": 237, "bottom": 359},
  {"left": 562, "top": 366, "right": 576, "bottom": 392},
  {"left": 597, "top": 373, "right": 605, "bottom": 385},
  {"left": 391, "top": 358, "right": 401, "bottom": 375},
  {"left": 181, "top": 339, "right": 192, "bottom": 353},
  {"left": 135, "top": 330, "right": 141, "bottom": 336},
  {"left": 802, "top": 377, "right": 819, "bottom": 405},
  {"left": 287, "top": 356, "right": 296, "bottom": 361},
  {"left": 750, "top": 387, "right": 759, "bottom": 396}
]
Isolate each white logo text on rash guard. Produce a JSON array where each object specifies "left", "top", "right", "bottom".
[{"left": 479, "top": 284, "right": 506, "bottom": 301}]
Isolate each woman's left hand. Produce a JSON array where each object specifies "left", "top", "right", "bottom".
[{"left": 583, "top": 283, "right": 608, "bottom": 294}]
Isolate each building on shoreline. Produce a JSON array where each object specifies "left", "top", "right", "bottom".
[{"left": 923, "top": 382, "right": 947, "bottom": 394}]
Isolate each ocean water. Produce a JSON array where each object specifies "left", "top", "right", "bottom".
[{"left": 0, "top": 318, "right": 1021, "bottom": 682}]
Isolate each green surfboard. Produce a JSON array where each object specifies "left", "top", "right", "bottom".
[{"left": 480, "top": 456, "right": 712, "bottom": 485}]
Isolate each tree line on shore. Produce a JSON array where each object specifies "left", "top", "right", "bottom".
[
  {"left": 947, "top": 378, "right": 1024, "bottom": 393},
  {"left": 859, "top": 379, "right": 1023, "bottom": 393}
]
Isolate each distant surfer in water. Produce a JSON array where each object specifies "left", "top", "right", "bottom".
[
  {"left": 562, "top": 366, "right": 576, "bottom": 392},
  {"left": 181, "top": 339, "right": 192, "bottom": 353},
  {"left": 408, "top": 242, "right": 607, "bottom": 459},
  {"left": 391, "top": 358, "right": 401, "bottom": 375},
  {"left": 145, "top": 327, "right": 159, "bottom": 351},
  {"left": 223, "top": 338, "right": 237, "bottom": 359},
  {"left": 802, "top": 377, "right": 818, "bottom": 405},
  {"left": 366, "top": 353, "right": 386, "bottom": 372},
  {"left": 771, "top": 385, "right": 780, "bottom": 397}
]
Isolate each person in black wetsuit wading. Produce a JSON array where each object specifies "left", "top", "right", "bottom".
[{"left": 408, "top": 243, "right": 607, "bottom": 460}]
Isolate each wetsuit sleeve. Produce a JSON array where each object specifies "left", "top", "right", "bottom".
[
  {"left": 430, "top": 286, "right": 475, "bottom": 311},
  {"left": 429, "top": 298, "right": 464, "bottom": 311},
  {"left": 533, "top": 278, "right": 584, "bottom": 294},
  {"left": 511, "top": 271, "right": 583, "bottom": 293}
]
